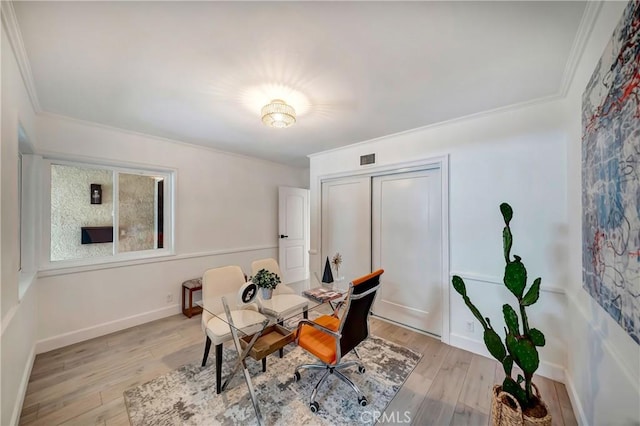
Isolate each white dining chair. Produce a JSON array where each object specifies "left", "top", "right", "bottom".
[{"left": 201, "top": 265, "right": 268, "bottom": 393}]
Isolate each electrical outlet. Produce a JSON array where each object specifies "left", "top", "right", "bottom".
[
  {"left": 466, "top": 321, "right": 474, "bottom": 332},
  {"left": 166, "top": 293, "right": 173, "bottom": 303}
]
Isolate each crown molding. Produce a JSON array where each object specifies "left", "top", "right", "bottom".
[
  {"left": 308, "top": 91, "right": 563, "bottom": 159},
  {"left": 309, "top": 1, "right": 605, "bottom": 160},
  {"left": 2, "top": 0, "right": 600, "bottom": 165},
  {"left": 1, "top": 1, "right": 42, "bottom": 112},
  {"left": 558, "top": 1, "right": 604, "bottom": 97},
  {"left": 37, "top": 111, "right": 308, "bottom": 170}
]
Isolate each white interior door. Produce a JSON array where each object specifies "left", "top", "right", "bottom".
[
  {"left": 372, "top": 168, "right": 442, "bottom": 336},
  {"left": 278, "top": 187, "right": 309, "bottom": 284},
  {"left": 321, "top": 176, "right": 371, "bottom": 287}
]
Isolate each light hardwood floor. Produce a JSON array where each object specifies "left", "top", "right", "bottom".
[{"left": 20, "top": 314, "right": 577, "bottom": 425}]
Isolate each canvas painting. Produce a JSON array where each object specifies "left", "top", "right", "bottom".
[{"left": 582, "top": 1, "right": 640, "bottom": 345}]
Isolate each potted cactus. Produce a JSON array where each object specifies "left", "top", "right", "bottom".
[{"left": 452, "top": 203, "right": 551, "bottom": 426}]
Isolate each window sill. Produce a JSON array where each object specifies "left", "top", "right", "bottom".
[
  {"left": 38, "top": 250, "right": 176, "bottom": 277},
  {"left": 36, "top": 244, "right": 277, "bottom": 278}
]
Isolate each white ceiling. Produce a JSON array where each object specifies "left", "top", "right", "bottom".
[{"left": 12, "top": 1, "right": 587, "bottom": 167}]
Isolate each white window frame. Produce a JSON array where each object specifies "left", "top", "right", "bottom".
[
  {"left": 18, "top": 124, "right": 39, "bottom": 300},
  {"left": 41, "top": 158, "right": 175, "bottom": 271},
  {"left": 18, "top": 150, "right": 23, "bottom": 272}
]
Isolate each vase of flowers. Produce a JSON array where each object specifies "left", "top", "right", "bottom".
[
  {"left": 251, "top": 268, "right": 281, "bottom": 300},
  {"left": 331, "top": 253, "right": 343, "bottom": 279}
]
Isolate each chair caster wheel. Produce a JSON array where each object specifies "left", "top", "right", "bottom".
[
  {"left": 358, "top": 365, "right": 366, "bottom": 374},
  {"left": 294, "top": 371, "right": 301, "bottom": 382},
  {"left": 358, "top": 396, "right": 368, "bottom": 407},
  {"left": 310, "top": 401, "right": 319, "bottom": 413}
]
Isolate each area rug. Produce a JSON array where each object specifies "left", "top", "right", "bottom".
[{"left": 124, "top": 336, "right": 421, "bottom": 425}]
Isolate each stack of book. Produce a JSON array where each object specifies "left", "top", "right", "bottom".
[{"left": 302, "top": 287, "right": 343, "bottom": 303}]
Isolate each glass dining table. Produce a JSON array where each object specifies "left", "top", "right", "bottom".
[{"left": 199, "top": 275, "right": 348, "bottom": 426}]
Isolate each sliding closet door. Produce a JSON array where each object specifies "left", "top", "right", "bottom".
[
  {"left": 372, "top": 168, "right": 442, "bottom": 336},
  {"left": 321, "top": 176, "right": 371, "bottom": 287}
]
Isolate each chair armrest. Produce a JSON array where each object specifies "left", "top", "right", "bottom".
[
  {"left": 295, "top": 319, "right": 341, "bottom": 344},
  {"left": 243, "top": 303, "right": 259, "bottom": 312}
]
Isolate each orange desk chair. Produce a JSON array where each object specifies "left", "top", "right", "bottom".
[{"left": 293, "top": 269, "right": 384, "bottom": 413}]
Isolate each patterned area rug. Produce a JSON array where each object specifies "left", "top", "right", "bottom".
[{"left": 124, "top": 336, "right": 421, "bottom": 425}]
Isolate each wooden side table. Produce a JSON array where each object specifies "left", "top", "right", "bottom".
[{"left": 182, "top": 278, "right": 203, "bottom": 318}]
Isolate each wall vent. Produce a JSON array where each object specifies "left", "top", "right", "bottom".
[{"left": 360, "top": 153, "right": 375, "bottom": 166}]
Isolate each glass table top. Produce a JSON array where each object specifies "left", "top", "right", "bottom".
[{"left": 199, "top": 273, "right": 349, "bottom": 336}]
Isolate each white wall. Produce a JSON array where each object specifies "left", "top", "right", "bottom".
[
  {"left": 564, "top": 2, "right": 640, "bottom": 424},
  {"left": 309, "top": 99, "right": 569, "bottom": 380},
  {"left": 1, "top": 19, "right": 39, "bottom": 426},
  {"left": 34, "top": 113, "right": 308, "bottom": 351}
]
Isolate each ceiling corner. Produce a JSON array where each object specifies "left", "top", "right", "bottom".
[
  {"left": 1, "top": 1, "right": 42, "bottom": 113},
  {"left": 558, "top": 1, "right": 605, "bottom": 98}
]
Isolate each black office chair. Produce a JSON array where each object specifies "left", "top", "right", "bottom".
[{"left": 293, "top": 269, "right": 384, "bottom": 413}]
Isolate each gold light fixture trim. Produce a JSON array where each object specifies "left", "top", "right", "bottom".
[{"left": 261, "top": 99, "right": 296, "bottom": 128}]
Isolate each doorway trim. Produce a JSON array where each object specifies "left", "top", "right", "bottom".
[{"left": 316, "top": 155, "right": 450, "bottom": 344}]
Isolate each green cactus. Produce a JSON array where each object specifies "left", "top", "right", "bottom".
[{"left": 451, "top": 203, "right": 546, "bottom": 409}]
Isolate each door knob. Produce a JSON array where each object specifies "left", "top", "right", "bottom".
[{"left": 280, "top": 234, "right": 288, "bottom": 239}]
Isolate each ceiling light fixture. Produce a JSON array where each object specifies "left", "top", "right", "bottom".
[{"left": 261, "top": 99, "right": 296, "bottom": 128}]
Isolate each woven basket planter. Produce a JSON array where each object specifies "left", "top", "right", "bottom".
[{"left": 491, "top": 384, "right": 552, "bottom": 426}]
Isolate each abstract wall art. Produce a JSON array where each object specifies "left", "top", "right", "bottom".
[{"left": 582, "top": 1, "right": 640, "bottom": 344}]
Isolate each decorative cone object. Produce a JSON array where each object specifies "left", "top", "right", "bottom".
[{"left": 322, "top": 257, "right": 334, "bottom": 283}]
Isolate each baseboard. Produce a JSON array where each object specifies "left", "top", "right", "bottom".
[
  {"left": 35, "top": 304, "right": 181, "bottom": 354},
  {"left": 371, "top": 313, "right": 442, "bottom": 340},
  {"left": 563, "top": 368, "right": 588, "bottom": 426},
  {"left": 449, "top": 333, "right": 566, "bottom": 382},
  {"left": 10, "top": 345, "right": 36, "bottom": 426}
]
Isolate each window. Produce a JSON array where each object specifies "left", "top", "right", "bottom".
[{"left": 47, "top": 161, "right": 173, "bottom": 266}]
